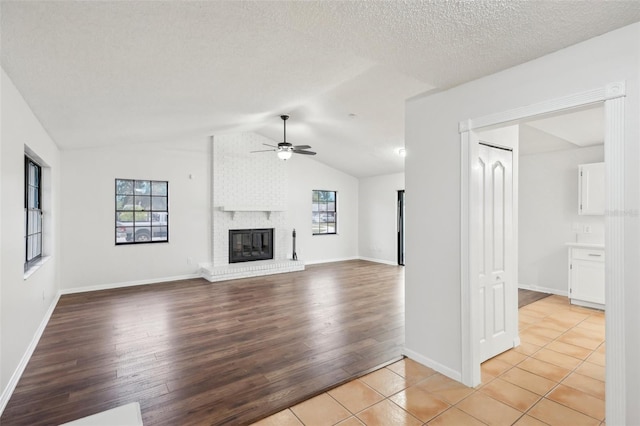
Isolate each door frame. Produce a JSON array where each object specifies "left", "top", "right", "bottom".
[
  {"left": 397, "top": 190, "right": 405, "bottom": 266},
  {"left": 459, "top": 82, "right": 626, "bottom": 423}
]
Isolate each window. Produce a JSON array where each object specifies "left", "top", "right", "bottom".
[
  {"left": 25, "top": 156, "right": 43, "bottom": 270},
  {"left": 312, "top": 190, "right": 337, "bottom": 235},
  {"left": 115, "top": 179, "right": 168, "bottom": 244}
]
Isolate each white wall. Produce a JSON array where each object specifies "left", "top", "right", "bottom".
[
  {"left": 59, "top": 139, "right": 210, "bottom": 291},
  {"left": 1, "top": 69, "right": 61, "bottom": 396},
  {"left": 519, "top": 141, "right": 605, "bottom": 295},
  {"left": 287, "top": 156, "right": 359, "bottom": 263},
  {"left": 358, "top": 173, "right": 404, "bottom": 264},
  {"left": 405, "top": 23, "right": 640, "bottom": 423}
]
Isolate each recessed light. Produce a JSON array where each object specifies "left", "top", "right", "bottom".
[{"left": 348, "top": 113, "right": 357, "bottom": 118}]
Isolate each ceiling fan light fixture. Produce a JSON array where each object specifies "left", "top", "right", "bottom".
[{"left": 277, "top": 149, "right": 293, "bottom": 160}]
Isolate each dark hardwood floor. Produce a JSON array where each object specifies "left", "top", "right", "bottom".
[
  {"left": 1, "top": 260, "right": 404, "bottom": 425},
  {"left": 518, "top": 288, "right": 552, "bottom": 308}
]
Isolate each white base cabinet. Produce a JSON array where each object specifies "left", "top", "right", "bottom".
[{"left": 568, "top": 244, "right": 605, "bottom": 310}]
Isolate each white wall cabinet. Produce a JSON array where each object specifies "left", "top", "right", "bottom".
[
  {"left": 579, "top": 162, "right": 605, "bottom": 215},
  {"left": 568, "top": 244, "right": 605, "bottom": 310}
]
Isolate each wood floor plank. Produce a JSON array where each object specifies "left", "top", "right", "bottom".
[{"left": 1, "top": 260, "right": 404, "bottom": 425}]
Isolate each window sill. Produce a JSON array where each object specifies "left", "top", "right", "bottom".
[{"left": 24, "top": 256, "right": 52, "bottom": 280}]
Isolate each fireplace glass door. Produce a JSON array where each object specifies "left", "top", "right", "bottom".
[{"left": 229, "top": 228, "right": 274, "bottom": 263}]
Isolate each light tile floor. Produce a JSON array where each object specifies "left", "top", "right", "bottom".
[{"left": 252, "top": 295, "right": 605, "bottom": 426}]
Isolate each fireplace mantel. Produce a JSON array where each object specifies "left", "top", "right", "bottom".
[{"left": 220, "top": 206, "right": 285, "bottom": 220}]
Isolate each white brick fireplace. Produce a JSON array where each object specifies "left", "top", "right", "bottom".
[{"left": 200, "top": 133, "right": 304, "bottom": 282}]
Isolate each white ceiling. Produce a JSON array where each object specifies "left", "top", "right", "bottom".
[
  {"left": 526, "top": 106, "right": 605, "bottom": 147},
  {"left": 2, "top": 1, "right": 639, "bottom": 178},
  {"left": 519, "top": 105, "right": 605, "bottom": 155}
]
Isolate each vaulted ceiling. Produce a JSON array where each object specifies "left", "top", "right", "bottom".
[{"left": 2, "top": 1, "right": 639, "bottom": 177}]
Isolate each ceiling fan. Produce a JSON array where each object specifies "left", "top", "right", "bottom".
[{"left": 252, "top": 115, "right": 316, "bottom": 160}]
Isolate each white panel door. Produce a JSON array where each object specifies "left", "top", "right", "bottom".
[{"left": 478, "top": 143, "right": 516, "bottom": 362}]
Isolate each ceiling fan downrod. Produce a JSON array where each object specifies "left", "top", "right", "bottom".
[{"left": 281, "top": 115, "right": 289, "bottom": 144}]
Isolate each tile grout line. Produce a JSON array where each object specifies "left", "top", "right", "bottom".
[{"left": 506, "top": 301, "right": 606, "bottom": 424}]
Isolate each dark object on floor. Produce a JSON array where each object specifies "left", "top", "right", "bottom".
[{"left": 519, "top": 288, "right": 552, "bottom": 308}]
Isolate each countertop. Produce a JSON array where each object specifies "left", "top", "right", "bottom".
[{"left": 565, "top": 242, "right": 605, "bottom": 249}]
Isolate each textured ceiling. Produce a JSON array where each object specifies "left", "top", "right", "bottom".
[{"left": 1, "top": 1, "right": 639, "bottom": 177}]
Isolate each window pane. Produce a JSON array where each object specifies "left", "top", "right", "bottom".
[
  {"left": 134, "top": 211, "right": 150, "bottom": 223},
  {"left": 152, "top": 226, "right": 168, "bottom": 241},
  {"left": 28, "top": 186, "right": 37, "bottom": 208},
  {"left": 117, "top": 211, "right": 135, "bottom": 222},
  {"left": 151, "top": 181, "right": 168, "bottom": 196},
  {"left": 27, "top": 235, "right": 36, "bottom": 260},
  {"left": 29, "top": 163, "right": 37, "bottom": 185},
  {"left": 116, "top": 226, "right": 129, "bottom": 243},
  {"left": 35, "top": 212, "right": 42, "bottom": 233},
  {"left": 152, "top": 212, "right": 168, "bottom": 225},
  {"left": 35, "top": 235, "right": 42, "bottom": 257},
  {"left": 134, "top": 228, "right": 152, "bottom": 242},
  {"left": 326, "top": 191, "right": 335, "bottom": 201},
  {"left": 116, "top": 179, "right": 134, "bottom": 195},
  {"left": 319, "top": 203, "right": 327, "bottom": 212},
  {"left": 327, "top": 202, "right": 336, "bottom": 212},
  {"left": 312, "top": 191, "right": 319, "bottom": 202},
  {"left": 116, "top": 195, "right": 134, "bottom": 210},
  {"left": 135, "top": 180, "right": 151, "bottom": 195},
  {"left": 28, "top": 211, "right": 35, "bottom": 234},
  {"left": 312, "top": 203, "right": 319, "bottom": 212},
  {"left": 151, "top": 196, "right": 167, "bottom": 211},
  {"left": 136, "top": 195, "right": 150, "bottom": 211},
  {"left": 118, "top": 226, "right": 134, "bottom": 242}
]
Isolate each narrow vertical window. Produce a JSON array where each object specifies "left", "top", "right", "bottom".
[
  {"left": 312, "top": 190, "right": 337, "bottom": 235},
  {"left": 25, "top": 156, "right": 43, "bottom": 271},
  {"left": 115, "top": 179, "right": 169, "bottom": 244}
]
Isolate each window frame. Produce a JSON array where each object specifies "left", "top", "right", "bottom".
[
  {"left": 24, "top": 156, "right": 43, "bottom": 271},
  {"left": 312, "top": 189, "right": 337, "bottom": 235},
  {"left": 115, "top": 179, "right": 169, "bottom": 245}
]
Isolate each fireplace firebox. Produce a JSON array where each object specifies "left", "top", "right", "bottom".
[{"left": 229, "top": 228, "right": 274, "bottom": 263}]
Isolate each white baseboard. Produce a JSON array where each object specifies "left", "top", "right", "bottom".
[
  {"left": 59, "top": 273, "right": 201, "bottom": 295},
  {"left": 518, "top": 283, "right": 568, "bottom": 297},
  {"left": 304, "top": 256, "right": 359, "bottom": 265},
  {"left": 358, "top": 256, "right": 400, "bottom": 266},
  {"left": 0, "top": 292, "right": 61, "bottom": 416},
  {"left": 401, "top": 347, "right": 462, "bottom": 382}
]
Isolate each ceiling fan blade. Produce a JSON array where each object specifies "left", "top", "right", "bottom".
[
  {"left": 293, "top": 149, "right": 316, "bottom": 155},
  {"left": 262, "top": 143, "right": 277, "bottom": 148},
  {"left": 250, "top": 149, "right": 276, "bottom": 153},
  {"left": 292, "top": 145, "right": 311, "bottom": 150}
]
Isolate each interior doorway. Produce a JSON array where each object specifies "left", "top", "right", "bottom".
[
  {"left": 397, "top": 190, "right": 405, "bottom": 266},
  {"left": 460, "top": 82, "right": 624, "bottom": 424}
]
